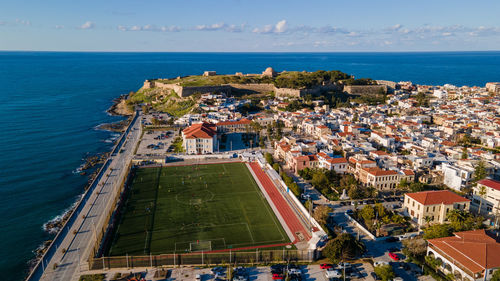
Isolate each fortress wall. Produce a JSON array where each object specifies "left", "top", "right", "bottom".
[
  {"left": 179, "top": 85, "right": 232, "bottom": 97},
  {"left": 344, "top": 85, "right": 388, "bottom": 95},
  {"left": 228, "top": 83, "right": 275, "bottom": 93}
]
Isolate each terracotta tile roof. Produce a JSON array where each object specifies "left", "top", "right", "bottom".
[
  {"left": 402, "top": 169, "right": 415, "bottom": 176},
  {"left": 327, "top": 157, "right": 348, "bottom": 164},
  {"left": 406, "top": 190, "right": 469, "bottom": 206},
  {"left": 478, "top": 179, "right": 500, "bottom": 192},
  {"left": 363, "top": 167, "right": 399, "bottom": 177},
  {"left": 183, "top": 123, "right": 216, "bottom": 139},
  {"left": 428, "top": 230, "right": 500, "bottom": 273},
  {"left": 216, "top": 118, "right": 252, "bottom": 126}
]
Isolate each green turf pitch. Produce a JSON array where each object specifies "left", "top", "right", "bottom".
[{"left": 108, "top": 162, "right": 290, "bottom": 256}]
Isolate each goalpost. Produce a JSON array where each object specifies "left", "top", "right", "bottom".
[{"left": 189, "top": 240, "right": 212, "bottom": 252}]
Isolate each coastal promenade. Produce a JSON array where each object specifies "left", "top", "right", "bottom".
[{"left": 28, "top": 112, "right": 142, "bottom": 281}]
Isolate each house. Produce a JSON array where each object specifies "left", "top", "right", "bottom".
[
  {"left": 400, "top": 169, "right": 415, "bottom": 182},
  {"left": 291, "top": 154, "right": 319, "bottom": 174},
  {"left": 317, "top": 153, "right": 348, "bottom": 174},
  {"left": 403, "top": 190, "right": 470, "bottom": 226},
  {"left": 215, "top": 119, "right": 252, "bottom": 133},
  {"left": 427, "top": 229, "right": 500, "bottom": 281},
  {"left": 441, "top": 162, "right": 475, "bottom": 191},
  {"left": 182, "top": 123, "right": 217, "bottom": 154},
  {"left": 359, "top": 167, "right": 400, "bottom": 190},
  {"left": 473, "top": 179, "right": 500, "bottom": 216}
]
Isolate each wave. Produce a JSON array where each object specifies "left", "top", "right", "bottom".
[{"left": 42, "top": 196, "right": 81, "bottom": 235}]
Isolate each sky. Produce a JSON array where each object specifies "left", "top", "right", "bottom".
[{"left": 1, "top": 0, "right": 500, "bottom": 52}]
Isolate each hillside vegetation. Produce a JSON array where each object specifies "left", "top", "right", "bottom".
[{"left": 126, "top": 88, "right": 197, "bottom": 117}]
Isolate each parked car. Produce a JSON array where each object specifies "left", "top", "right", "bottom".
[
  {"left": 320, "top": 263, "right": 333, "bottom": 269},
  {"left": 373, "top": 261, "right": 389, "bottom": 267},
  {"left": 388, "top": 252, "right": 399, "bottom": 261},
  {"left": 337, "top": 262, "right": 351, "bottom": 269},
  {"left": 385, "top": 236, "right": 398, "bottom": 243},
  {"left": 270, "top": 264, "right": 284, "bottom": 274},
  {"left": 211, "top": 267, "right": 224, "bottom": 274},
  {"left": 287, "top": 268, "right": 301, "bottom": 276},
  {"left": 272, "top": 273, "right": 284, "bottom": 280},
  {"left": 325, "top": 269, "right": 341, "bottom": 279}
]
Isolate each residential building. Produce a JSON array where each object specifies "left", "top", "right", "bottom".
[
  {"left": 473, "top": 179, "right": 500, "bottom": 216},
  {"left": 404, "top": 190, "right": 470, "bottom": 226}
]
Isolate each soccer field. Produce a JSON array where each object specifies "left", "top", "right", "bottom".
[{"left": 108, "top": 162, "right": 290, "bottom": 256}]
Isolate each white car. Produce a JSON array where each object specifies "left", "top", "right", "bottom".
[
  {"left": 325, "top": 269, "right": 342, "bottom": 279},
  {"left": 373, "top": 261, "right": 390, "bottom": 267},
  {"left": 393, "top": 277, "right": 404, "bottom": 281},
  {"left": 195, "top": 274, "right": 202, "bottom": 281}
]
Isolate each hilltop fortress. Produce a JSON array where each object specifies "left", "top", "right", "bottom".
[{"left": 142, "top": 67, "right": 388, "bottom": 98}]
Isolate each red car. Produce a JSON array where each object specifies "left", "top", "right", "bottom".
[
  {"left": 320, "top": 263, "right": 333, "bottom": 269},
  {"left": 272, "top": 273, "right": 284, "bottom": 280},
  {"left": 388, "top": 252, "right": 399, "bottom": 261}
]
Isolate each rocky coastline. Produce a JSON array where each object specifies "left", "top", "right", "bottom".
[{"left": 29, "top": 95, "right": 133, "bottom": 274}]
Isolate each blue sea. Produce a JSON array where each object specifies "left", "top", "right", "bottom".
[{"left": 0, "top": 51, "right": 499, "bottom": 279}]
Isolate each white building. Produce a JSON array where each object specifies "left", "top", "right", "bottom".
[
  {"left": 473, "top": 179, "right": 500, "bottom": 216},
  {"left": 182, "top": 123, "right": 217, "bottom": 154}
]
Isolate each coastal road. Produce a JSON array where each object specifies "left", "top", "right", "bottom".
[{"left": 37, "top": 113, "right": 142, "bottom": 281}]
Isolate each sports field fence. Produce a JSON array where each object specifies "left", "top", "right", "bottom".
[{"left": 88, "top": 249, "right": 316, "bottom": 270}]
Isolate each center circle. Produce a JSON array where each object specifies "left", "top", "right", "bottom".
[{"left": 175, "top": 189, "right": 214, "bottom": 205}]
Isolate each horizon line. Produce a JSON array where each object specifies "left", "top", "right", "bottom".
[{"left": 1, "top": 50, "right": 500, "bottom": 54}]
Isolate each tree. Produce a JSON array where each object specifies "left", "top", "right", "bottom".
[
  {"left": 373, "top": 264, "right": 395, "bottom": 281},
  {"left": 461, "top": 147, "right": 468, "bottom": 160},
  {"left": 473, "top": 160, "right": 487, "bottom": 183},
  {"left": 424, "top": 216, "right": 432, "bottom": 228},
  {"left": 447, "top": 209, "right": 467, "bottom": 229},
  {"left": 352, "top": 112, "right": 359, "bottom": 122},
  {"left": 359, "top": 205, "right": 375, "bottom": 223},
  {"left": 477, "top": 185, "right": 487, "bottom": 215},
  {"left": 272, "top": 163, "right": 280, "bottom": 172},
  {"left": 141, "top": 105, "right": 149, "bottom": 114},
  {"left": 312, "top": 173, "right": 329, "bottom": 189},
  {"left": 322, "top": 233, "right": 364, "bottom": 263},
  {"left": 423, "top": 224, "right": 453, "bottom": 239},
  {"left": 491, "top": 269, "right": 500, "bottom": 281},
  {"left": 313, "top": 205, "right": 333, "bottom": 226},
  {"left": 264, "top": 152, "right": 274, "bottom": 165},
  {"left": 402, "top": 238, "right": 427, "bottom": 258}
]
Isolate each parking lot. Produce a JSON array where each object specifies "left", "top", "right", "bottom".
[{"left": 136, "top": 129, "right": 178, "bottom": 156}]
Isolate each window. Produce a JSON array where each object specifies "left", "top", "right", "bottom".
[
  {"left": 433, "top": 206, "right": 435, "bottom": 212},
  {"left": 426, "top": 207, "right": 429, "bottom": 212}
]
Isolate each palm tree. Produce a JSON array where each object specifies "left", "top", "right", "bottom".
[
  {"left": 424, "top": 216, "right": 432, "bottom": 228},
  {"left": 477, "top": 185, "right": 487, "bottom": 215}
]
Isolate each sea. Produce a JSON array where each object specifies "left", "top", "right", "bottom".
[{"left": 0, "top": 51, "right": 499, "bottom": 279}]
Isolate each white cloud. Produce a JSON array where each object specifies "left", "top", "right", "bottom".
[
  {"left": 15, "top": 19, "right": 31, "bottom": 26},
  {"left": 79, "top": 21, "right": 94, "bottom": 30},
  {"left": 195, "top": 23, "right": 245, "bottom": 32},
  {"left": 55, "top": 25, "right": 64, "bottom": 29},
  {"left": 117, "top": 24, "right": 180, "bottom": 32},
  {"left": 253, "top": 20, "right": 288, "bottom": 34},
  {"left": 275, "top": 20, "right": 287, "bottom": 33}
]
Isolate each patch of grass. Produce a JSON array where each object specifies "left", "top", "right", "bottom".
[{"left": 108, "top": 163, "right": 290, "bottom": 256}]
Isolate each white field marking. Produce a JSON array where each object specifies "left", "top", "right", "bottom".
[
  {"left": 245, "top": 223, "right": 255, "bottom": 243},
  {"left": 174, "top": 237, "right": 227, "bottom": 251}
]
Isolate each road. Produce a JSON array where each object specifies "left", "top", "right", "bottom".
[{"left": 37, "top": 113, "right": 142, "bottom": 281}]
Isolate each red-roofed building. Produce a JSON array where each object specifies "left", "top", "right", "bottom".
[
  {"left": 291, "top": 154, "right": 319, "bottom": 174},
  {"left": 215, "top": 118, "right": 252, "bottom": 132},
  {"left": 473, "top": 179, "right": 500, "bottom": 216},
  {"left": 182, "top": 122, "right": 217, "bottom": 154},
  {"left": 358, "top": 167, "right": 400, "bottom": 190},
  {"left": 427, "top": 229, "right": 500, "bottom": 281},
  {"left": 404, "top": 190, "right": 470, "bottom": 226}
]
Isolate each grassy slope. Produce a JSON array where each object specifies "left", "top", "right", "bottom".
[{"left": 108, "top": 163, "right": 289, "bottom": 256}]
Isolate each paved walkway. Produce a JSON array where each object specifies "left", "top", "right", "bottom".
[{"left": 35, "top": 114, "right": 142, "bottom": 281}]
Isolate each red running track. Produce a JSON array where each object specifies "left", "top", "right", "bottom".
[{"left": 249, "top": 162, "right": 311, "bottom": 243}]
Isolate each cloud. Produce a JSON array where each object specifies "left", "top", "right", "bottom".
[
  {"left": 195, "top": 23, "right": 245, "bottom": 32},
  {"left": 15, "top": 19, "right": 31, "bottom": 26},
  {"left": 253, "top": 20, "right": 288, "bottom": 34},
  {"left": 79, "top": 21, "right": 94, "bottom": 29},
  {"left": 117, "top": 24, "right": 180, "bottom": 32},
  {"left": 55, "top": 25, "right": 64, "bottom": 29}
]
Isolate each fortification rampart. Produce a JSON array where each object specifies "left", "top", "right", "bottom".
[
  {"left": 143, "top": 80, "right": 341, "bottom": 98},
  {"left": 344, "top": 84, "right": 388, "bottom": 95}
]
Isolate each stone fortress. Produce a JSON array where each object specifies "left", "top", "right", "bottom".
[{"left": 142, "top": 67, "right": 388, "bottom": 98}]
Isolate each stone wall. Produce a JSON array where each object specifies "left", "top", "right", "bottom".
[
  {"left": 344, "top": 85, "right": 388, "bottom": 95},
  {"left": 143, "top": 79, "right": 341, "bottom": 98}
]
